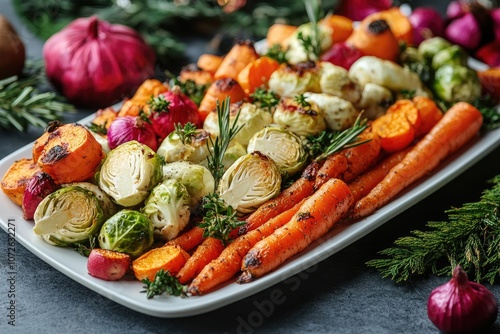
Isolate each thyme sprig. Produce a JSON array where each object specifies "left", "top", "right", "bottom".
[
  {"left": 307, "top": 115, "right": 370, "bottom": 162},
  {"left": 141, "top": 269, "right": 187, "bottom": 299},
  {"left": 294, "top": 93, "right": 312, "bottom": 108},
  {"left": 250, "top": 88, "right": 280, "bottom": 112},
  {"left": 206, "top": 97, "right": 243, "bottom": 189},
  {"left": 264, "top": 44, "right": 289, "bottom": 64},
  {"left": 367, "top": 175, "right": 500, "bottom": 284},
  {"left": 147, "top": 94, "right": 170, "bottom": 113},
  {"left": 199, "top": 193, "right": 244, "bottom": 245},
  {"left": 170, "top": 77, "right": 209, "bottom": 107},
  {"left": 174, "top": 122, "right": 198, "bottom": 145}
]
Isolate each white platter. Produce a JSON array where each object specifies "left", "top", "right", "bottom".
[{"left": 1, "top": 104, "right": 500, "bottom": 318}]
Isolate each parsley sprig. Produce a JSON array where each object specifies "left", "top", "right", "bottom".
[{"left": 141, "top": 269, "right": 187, "bottom": 299}]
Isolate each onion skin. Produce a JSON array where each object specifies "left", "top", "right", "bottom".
[
  {"left": 492, "top": 8, "right": 500, "bottom": 42},
  {"left": 43, "top": 16, "right": 156, "bottom": 108},
  {"left": 445, "top": 13, "right": 481, "bottom": 51},
  {"left": 107, "top": 116, "right": 158, "bottom": 151},
  {"left": 427, "top": 266, "right": 498, "bottom": 334},
  {"left": 22, "top": 172, "right": 59, "bottom": 220},
  {"left": 408, "top": 7, "right": 445, "bottom": 46}
]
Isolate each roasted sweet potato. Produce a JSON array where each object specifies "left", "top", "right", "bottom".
[
  {"left": 1, "top": 158, "right": 42, "bottom": 206},
  {"left": 132, "top": 244, "right": 190, "bottom": 282},
  {"left": 213, "top": 40, "right": 259, "bottom": 81},
  {"left": 91, "top": 107, "right": 118, "bottom": 129},
  {"left": 197, "top": 54, "right": 224, "bottom": 76},
  {"left": 32, "top": 122, "right": 104, "bottom": 184},
  {"left": 179, "top": 64, "right": 214, "bottom": 85}
]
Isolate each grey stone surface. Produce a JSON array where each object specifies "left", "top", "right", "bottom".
[{"left": 1, "top": 0, "right": 500, "bottom": 333}]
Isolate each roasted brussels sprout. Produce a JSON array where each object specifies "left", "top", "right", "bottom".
[
  {"left": 319, "top": 62, "right": 361, "bottom": 104},
  {"left": 162, "top": 161, "right": 214, "bottom": 207},
  {"left": 98, "top": 141, "right": 163, "bottom": 207},
  {"left": 33, "top": 186, "right": 105, "bottom": 246},
  {"left": 431, "top": 45, "right": 468, "bottom": 70},
  {"left": 418, "top": 37, "right": 452, "bottom": 63},
  {"left": 304, "top": 92, "right": 360, "bottom": 131},
  {"left": 157, "top": 129, "right": 213, "bottom": 164},
  {"left": 142, "top": 179, "right": 191, "bottom": 240},
  {"left": 285, "top": 22, "right": 333, "bottom": 64},
  {"left": 247, "top": 125, "right": 307, "bottom": 176},
  {"left": 432, "top": 64, "right": 481, "bottom": 103},
  {"left": 273, "top": 96, "right": 326, "bottom": 136},
  {"left": 98, "top": 209, "right": 154, "bottom": 258},
  {"left": 63, "top": 182, "right": 118, "bottom": 220},
  {"left": 218, "top": 152, "right": 281, "bottom": 215},
  {"left": 203, "top": 102, "right": 272, "bottom": 147},
  {"left": 268, "top": 62, "right": 321, "bottom": 98},
  {"left": 222, "top": 141, "right": 247, "bottom": 171}
]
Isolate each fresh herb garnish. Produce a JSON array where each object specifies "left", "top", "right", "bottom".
[
  {"left": 298, "top": 0, "right": 322, "bottom": 60},
  {"left": 472, "top": 96, "right": 500, "bottom": 130},
  {"left": 310, "top": 115, "right": 370, "bottom": 162},
  {"left": 87, "top": 122, "right": 107, "bottom": 135},
  {"left": 141, "top": 269, "right": 187, "bottom": 299},
  {"left": 304, "top": 130, "right": 337, "bottom": 158},
  {"left": 73, "top": 235, "right": 97, "bottom": 257},
  {"left": 147, "top": 94, "right": 170, "bottom": 113},
  {"left": 367, "top": 175, "right": 500, "bottom": 284},
  {"left": 250, "top": 88, "right": 280, "bottom": 111},
  {"left": 400, "top": 89, "right": 416, "bottom": 99},
  {"left": 174, "top": 122, "right": 198, "bottom": 145},
  {"left": 170, "top": 77, "right": 209, "bottom": 107},
  {"left": 206, "top": 97, "right": 244, "bottom": 188},
  {"left": 199, "top": 193, "right": 244, "bottom": 245},
  {"left": 294, "top": 93, "right": 311, "bottom": 108},
  {"left": 265, "top": 43, "right": 289, "bottom": 64}
]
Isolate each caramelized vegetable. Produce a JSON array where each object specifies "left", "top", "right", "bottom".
[
  {"left": 359, "top": 7, "right": 414, "bottom": 46},
  {"left": 132, "top": 244, "right": 190, "bottom": 282},
  {"left": 198, "top": 78, "right": 245, "bottom": 121},
  {"left": 197, "top": 54, "right": 224, "bottom": 76},
  {"left": 1, "top": 158, "right": 42, "bottom": 206},
  {"left": 237, "top": 56, "right": 280, "bottom": 95},
  {"left": 320, "top": 14, "right": 354, "bottom": 44},
  {"left": 118, "top": 79, "right": 169, "bottom": 117},
  {"left": 347, "top": 19, "right": 400, "bottom": 61},
  {"left": 266, "top": 23, "right": 297, "bottom": 48},
  {"left": 179, "top": 64, "right": 214, "bottom": 86},
  {"left": 214, "top": 40, "right": 259, "bottom": 81}
]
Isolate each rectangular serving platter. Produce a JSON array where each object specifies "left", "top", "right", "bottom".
[{"left": 1, "top": 68, "right": 499, "bottom": 318}]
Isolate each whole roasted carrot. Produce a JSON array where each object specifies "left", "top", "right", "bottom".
[
  {"left": 176, "top": 237, "right": 225, "bottom": 284},
  {"left": 166, "top": 226, "right": 205, "bottom": 252},
  {"left": 188, "top": 199, "right": 305, "bottom": 295},
  {"left": 213, "top": 40, "right": 259, "bottom": 81},
  {"left": 239, "top": 178, "right": 354, "bottom": 282},
  {"left": 351, "top": 102, "right": 483, "bottom": 219},
  {"left": 348, "top": 145, "right": 412, "bottom": 203},
  {"left": 241, "top": 160, "right": 322, "bottom": 235}
]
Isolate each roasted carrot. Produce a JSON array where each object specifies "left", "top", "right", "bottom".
[
  {"left": 348, "top": 145, "right": 412, "bottom": 203},
  {"left": 313, "top": 154, "right": 348, "bottom": 190},
  {"left": 360, "top": 7, "right": 414, "bottom": 46},
  {"left": 166, "top": 226, "right": 205, "bottom": 252},
  {"left": 197, "top": 54, "right": 224, "bottom": 76},
  {"left": 320, "top": 14, "right": 353, "bottom": 44},
  {"left": 241, "top": 160, "right": 322, "bottom": 235},
  {"left": 351, "top": 102, "right": 483, "bottom": 219},
  {"left": 1, "top": 158, "right": 42, "bottom": 206},
  {"left": 32, "top": 123, "right": 104, "bottom": 184},
  {"left": 346, "top": 19, "right": 400, "bottom": 62},
  {"left": 266, "top": 23, "right": 297, "bottom": 48},
  {"left": 118, "top": 79, "right": 169, "bottom": 117},
  {"left": 188, "top": 199, "right": 305, "bottom": 295},
  {"left": 198, "top": 78, "right": 246, "bottom": 122},
  {"left": 412, "top": 96, "right": 443, "bottom": 137},
  {"left": 213, "top": 40, "right": 259, "bottom": 81},
  {"left": 237, "top": 56, "right": 280, "bottom": 95},
  {"left": 132, "top": 245, "right": 190, "bottom": 282},
  {"left": 239, "top": 178, "right": 354, "bottom": 282},
  {"left": 477, "top": 67, "right": 500, "bottom": 103},
  {"left": 91, "top": 106, "right": 118, "bottom": 129},
  {"left": 179, "top": 64, "right": 214, "bottom": 86},
  {"left": 176, "top": 237, "right": 225, "bottom": 284}
]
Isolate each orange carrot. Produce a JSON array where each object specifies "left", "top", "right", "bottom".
[
  {"left": 266, "top": 23, "right": 297, "bottom": 48},
  {"left": 348, "top": 145, "right": 412, "bottom": 203},
  {"left": 237, "top": 56, "right": 280, "bottom": 95},
  {"left": 372, "top": 102, "right": 417, "bottom": 153},
  {"left": 360, "top": 7, "right": 414, "bottom": 46},
  {"left": 197, "top": 54, "right": 224, "bottom": 76},
  {"left": 176, "top": 237, "right": 225, "bottom": 284},
  {"left": 241, "top": 161, "right": 322, "bottom": 235},
  {"left": 179, "top": 64, "right": 213, "bottom": 86},
  {"left": 118, "top": 79, "right": 169, "bottom": 117},
  {"left": 412, "top": 96, "right": 443, "bottom": 137},
  {"left": 239, "top": 178, "right": 354, "bottom": 282},
  {"left": 320, "top": 14, "right": 353, "bottom": 44},
  {"left": 198, "top": 78, "right": 246, "bottom": 122},
  {"left": 166, "top": 226, "right": 205, "bottom": 252},
  {"left": 214, "top": 40, "right": 259, "bottom": 81},
  {"left": 91, "top": 106, "right": 117, "bottom": 129},
  {"left": 313, "top": 154, "right": 348, "bottom": 189},
  {"left": 351, "top": 102, "right": 483, "bottom": 219},
  {"left": 188, "top": 199, "right": 305, "bottom": 295}
]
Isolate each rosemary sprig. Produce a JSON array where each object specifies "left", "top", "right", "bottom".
[
  {"left": 0, "top": 73, "right": 73, "bottom": 132},
  {"left": 250, "top": 88, "right": 280, "bottom": 112},
  {"left": 206, "top": 97, "right": 244, "bottom": 189},
  {"left": 199, "top": 193, "right": 244, "bottom": 245},
  {"left": 298, "top": 0, "right": 322, "bottom": 60},
  {"left": 367, "top": 175, "right": 500, "bottom": 284},
  {"left": 87, "top": 122, "right": 107, "bottom": 135},
  {"left": 141, "top": 269, "right": 187, "bottom": 299},
  {"left": 308, "top": 115, "right": 370, "bottom": 162},
  {"left": 173, "top": 122, "right": 198, "bottom": 145}
]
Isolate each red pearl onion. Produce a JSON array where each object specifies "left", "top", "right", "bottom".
[{"left": 107, "top": 116, "right": 158, "bottom": 151}]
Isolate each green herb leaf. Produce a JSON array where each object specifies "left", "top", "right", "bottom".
[
  {"left": 250, "top": 88, "right": 280, "bottom": 112},
  {"left": 173, "top": 122, "right": 198, "bottom": 145},
  {"left": 298, "top": 0, "right": 322, "bottom": 60},
  {"left": 265, "top": 44, "right": 289, "bottom": 64},
  {"left": 72, "top": 235, "right": 97, "bottom": 257},
  {"left": 170, "top": 78, "right": 209, "bottom": 107},
  {"left": 87, "top": 122, "right": 107, "bottom": 135},
  {"left": 141, "top": 269, "right": 187, "bottom": 299},
  {"left": 147, "top": 94, "right": 170, "bottom": 113},
  {"left": 294, "top": 93, "right": 312, "bottom": 108}
]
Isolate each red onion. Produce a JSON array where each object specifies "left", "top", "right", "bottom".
[
  {"left": 148, "top": 85, "right": 201, "bottom": 140},
  {"left": 335, "top": 0, "right": 392, "bottom": 22},
  {"left": 320, "top": 42, "right": 365, "bottom": 70},
  {"left": 446, "top": 1, "right": 466, "bottom": 21},
  {"left": 427, "top": 265, "right": 498, "bottom": 334},
  {"left": 492, "top": 8, "right": 500, "bottom": 42},
  {"left": 22, "top": 172, "right": 59, "bottom": 220},
  {"left": 408, "top": 7, "right": 445, "bottom": 46},
  {"left": 43, "top": 16, "right": 156, "bottom": 108},
  {"left": 445, "top": 12, "right": 482, "bottom": 50},
  {"left": 107, "top": 115, "right": 158, "bottom": 151}
]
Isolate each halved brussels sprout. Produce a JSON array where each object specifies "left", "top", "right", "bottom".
[
  {"left": 33, "top": 186, "right": 104, "bottom": 246},
  {"left": 355, "top": 83, "right": 394, "bottom": 120},
  {"left": 285, "top": 22, "right": 333, "bottom": 64},
  {"left": 273, "top": 96, "right": 326, "bottom": 136},
  {"left": 157, "top": 129, "right": 214, "bottom": 164},
  {"left": 431, "top": 45, "right": 468, "bottom": 71},
  {"left": 63, "top": 182, "right": 118, "bottom": 219},
  {"left": 222, "top": 141, "right": 247, "bottom": 171},
  {"left": 218, "top": 152, "right": 281, "bottom": 215},
  {"left": 142, "top": 179, "right": 191, "bottom": 241},
  {"left": 319, "top": 62, "right": 361, "bottom": 104},
  {"left": 268, "top": 62, "right": 321, "bottom": 98},
  {"left": 247, "top": 125, "right": 307, "bottom": 176},
  {"left": 98, "top": 209, "right": 154, "bottom": 258},
  {"left": 98, "top": 140, "right": 163, "bottom": 207},
  {"left": 162, "top": 161, "right": 215, "bottom": 207},
  {"left": 433, "top": 64, "right": 481, "bottom": 103},
  {"left": 203, "top": 102, "right": 273, "bottom": 147},
  {"left": 418, "top": 37, "right": 452, "bottom": 63},
  {"left": 304, "top": 92, "right": 360, "bottom": 131}
]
